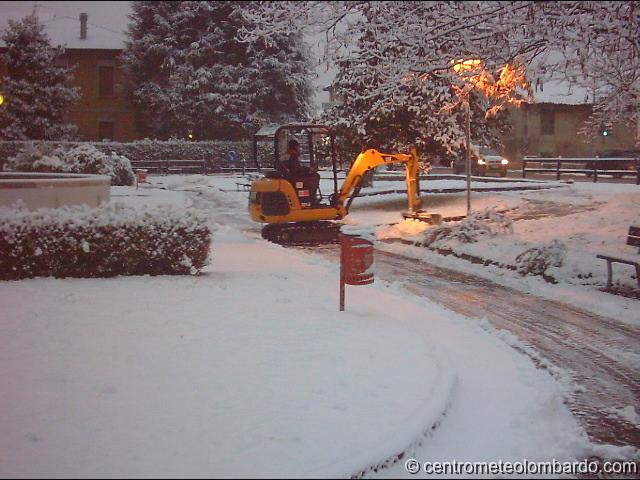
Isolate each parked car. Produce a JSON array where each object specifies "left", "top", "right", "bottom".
[
  {"left": 452, "top": 145, "right": 509, "bottom": 177},
  {"left": 586, "top": 149, "right": 639, "bottom": 178}
]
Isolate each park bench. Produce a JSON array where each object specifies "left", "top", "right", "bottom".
[
  {"left": 165, "top": 159, "right": 207, "bottom": 174},
  {"left": 597, "top": 226, "right": 640, "bottom": 289},
  {"left": 130, "top": 160, "right": 164, "bottom": 174}
]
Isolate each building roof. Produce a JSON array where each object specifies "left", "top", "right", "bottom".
[
  {"left": 529, "top": 50, "right": 594, "bottom": 105},
  {"left": 0, "top": 15, "right": 126, "bottom": 51},
  {"left": 532, "top": 78, "right": 593, "bottom": 105}
]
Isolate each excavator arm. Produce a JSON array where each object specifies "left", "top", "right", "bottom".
[{"left": 336, "top": 147, "right": 422, "bottom": 216}]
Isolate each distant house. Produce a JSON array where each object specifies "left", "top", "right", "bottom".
[
  {"left": 503, "top": 78, "right": 637, "bottom": 162},
  {"left": 0, "top": 14, "right": 138, "bottom": 142}
]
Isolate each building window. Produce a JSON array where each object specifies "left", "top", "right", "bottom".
[
  {"left": 98, "top": 65, "right": 115, "bottom": 97},
  {"left": 54, "top": 56, "right": 68, "bottom": 68},
  {"left": 98, "top": 121, "right": 115, "bottom": 141},
  {"left": 541, "top": 108, "right": 555, "bottom": 135}
]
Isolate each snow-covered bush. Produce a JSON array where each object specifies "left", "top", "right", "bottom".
[
  {"left": 0, "top": 203, "right": 212, "bottom": 280},
  {"left": 4, "top": 143, "right": 135, "bottom": 186},
  {"left": 421, "top": 208, "right": 513, "bottom": 249},
  {"left": 514, "top": 240, "right": 567, "bottom": 277}
]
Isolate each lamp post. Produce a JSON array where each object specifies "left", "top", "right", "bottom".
[
  {"left": 453, "top": 59, "right": 481, "bottom": 216},
  {"left": 465, "top": 96, "right": 471, "bottom": 215}
]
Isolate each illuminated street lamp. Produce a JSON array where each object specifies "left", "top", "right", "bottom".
[
  {"left": 452, "top": 59, "right": 481, "bottom": 216},
  {"left": 0, "top": 94, "right": 4, "bottom": 106},
  {"left": 451, "top": 59, "right": 528, "bottom": 215}
]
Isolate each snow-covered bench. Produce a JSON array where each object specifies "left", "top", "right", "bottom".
[
  {"left": 165, "top": 159, "right": 207, "bottom": 174},
  {"left": 597, "top": 226, "right": 640, "bottom": 289},
  {"left": 130, "top": 160, "right": 164, "bottom": 174}
]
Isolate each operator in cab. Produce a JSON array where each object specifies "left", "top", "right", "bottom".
[{"left": 279, "top": 139, "right": 320, "bottom": 206}]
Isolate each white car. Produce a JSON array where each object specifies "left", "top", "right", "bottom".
[{"left": 453, "top": 145, "right": 509, "bottom": 177}]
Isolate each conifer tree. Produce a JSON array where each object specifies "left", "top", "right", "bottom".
[
  {"left": 0, "top": 15, "right": 79, "bottom": 140},
  {"left": 123, "top": 1, "right": 312, "bottom": 140}
]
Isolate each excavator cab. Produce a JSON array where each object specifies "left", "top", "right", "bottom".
[{"left": 252, "top": 123, "right": 340, "bottom": 209}]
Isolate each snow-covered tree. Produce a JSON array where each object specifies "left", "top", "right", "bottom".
[
  {"left": 0, "top": 14, "right": 79, "bottom": 140},
  {"left": 122, "top": 1, "right": 313, "bottom": 140},
  {"left": 240, "top": 1, "right": 640, "bottom": 147},
  {"left": 319, "top": 3, "right": 526, "bottom": 164},
  {"left": 242, "top": 2, "right": 538, "bottom": 161}
]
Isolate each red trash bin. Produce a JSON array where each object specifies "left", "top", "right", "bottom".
[{"left": 340, "top": 232, "right": 374, "bottom": 311}]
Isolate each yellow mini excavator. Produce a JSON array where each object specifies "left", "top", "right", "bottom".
[{"left": 248, "top": 123, "right": 440, "bottom": 244}]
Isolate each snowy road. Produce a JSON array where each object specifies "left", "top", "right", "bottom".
[{"left": 306, "top": 243, "right": 640, "bottom": 450}]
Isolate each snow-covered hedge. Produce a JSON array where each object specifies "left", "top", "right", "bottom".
[
  {"left": 514, "top": 240, "right": 567, "bottom": 277},
  {"left": 421, "top": 208, "right": 514, "bottom": 248},
  {"left": 0, "top": 203, "right": 212, "bottom": 280},
  {"left": 0, "top": 139, "right": 269, "bottom": 169},
  {"left": 4, "top": 143, "right": 135, "bottom": 186}
]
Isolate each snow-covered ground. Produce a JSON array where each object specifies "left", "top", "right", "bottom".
[
  {"left": 1, "top": 174, "right": 636, "bottom": 477},
  {"left": 371, "top": 181, "right": 640, "bottom": 326}
]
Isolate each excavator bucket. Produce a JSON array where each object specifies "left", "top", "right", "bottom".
[{"left": 402, "top": 210, "right": 443, "bottom": 225}]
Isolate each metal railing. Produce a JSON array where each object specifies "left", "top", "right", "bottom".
[
  {"left": 130, "top": 159, "right": 258, "bottom": 175},
  {"left": 522, "top": 156, "right": 640, "bottom": 184}
]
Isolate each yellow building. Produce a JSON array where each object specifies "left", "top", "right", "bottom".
[{"left": 503, "top": 78, "right": 637, "bottom": 162}]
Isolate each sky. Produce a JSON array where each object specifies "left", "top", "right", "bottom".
[
  {"left": 0, "top": 1, "right": 131, "bottom": 31},
  {"left": 0, "top": 1, "right": 334, "bottom": 108}
]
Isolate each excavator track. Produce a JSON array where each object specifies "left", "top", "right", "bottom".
[{"left": 261, "top": 222, "right": 341, "bottom": 246}]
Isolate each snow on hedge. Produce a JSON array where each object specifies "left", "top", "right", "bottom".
[
  {"left": 0, "top": 203, "right": 211, "bottom": 279},
  {"left": 515, "top": 240, "right": 568, "bottom": 277},
  {"left": 422, "top": 208, "right": 514, "bottom": 248},
  {"left": 4, "top": 143, "right": 135, "bottom": 186},
  {"left": 0, "top": 139, "right": 273, "bottom": 169}
]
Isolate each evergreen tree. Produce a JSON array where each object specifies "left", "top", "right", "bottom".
[
  {"left": 0, "top": 15, "right": 79, "bottom": 140},
  {"left": 123, "top": 1, "right": 312, "bottom": 140}
]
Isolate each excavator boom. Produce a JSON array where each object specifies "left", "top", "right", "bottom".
[{"left": 336, "top": 148, "right": 422, "bottom": 216}]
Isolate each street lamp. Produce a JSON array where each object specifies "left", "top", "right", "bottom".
[
  {"left": 0, "top": 94, "right": 4, "bottom": 106},
  {"left": 452, "top": 59, "right": 481, "bottom": 216},
  {"left": 449, "top": 59, "right": 529, "bottom": 215}
]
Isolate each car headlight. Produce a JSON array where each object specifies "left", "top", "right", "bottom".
[
  {"left": 477, "top": 159, "right": 486, "bottom": 165},
  {"left": 501, "top": 159, "right": 509, "bottom": 165}
]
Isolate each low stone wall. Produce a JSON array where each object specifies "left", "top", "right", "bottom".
[{"left": 0, "top": 172, "right": 111, "bottom": 209}]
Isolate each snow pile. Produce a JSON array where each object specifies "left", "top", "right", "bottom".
[
  {"left": 4, "top": 143, "right": 135, "bottom": 186},
  {"left": 376, "top": 218, "right": 431, "bottom": 241},
  {"left": 421, "top": 208, "right": 513, "bottom": 249},
  {"left": 607, "top": 406, "right": 640, "bottom": 428},
  {"left": 515, "top": 240, "right": 567, "bottom": 278},
  {"left": 0, "top": 202, "right": 211, "bottom": 279},
  {"left": 365, "top": 183, "right": 639, "bottom": 320}
]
